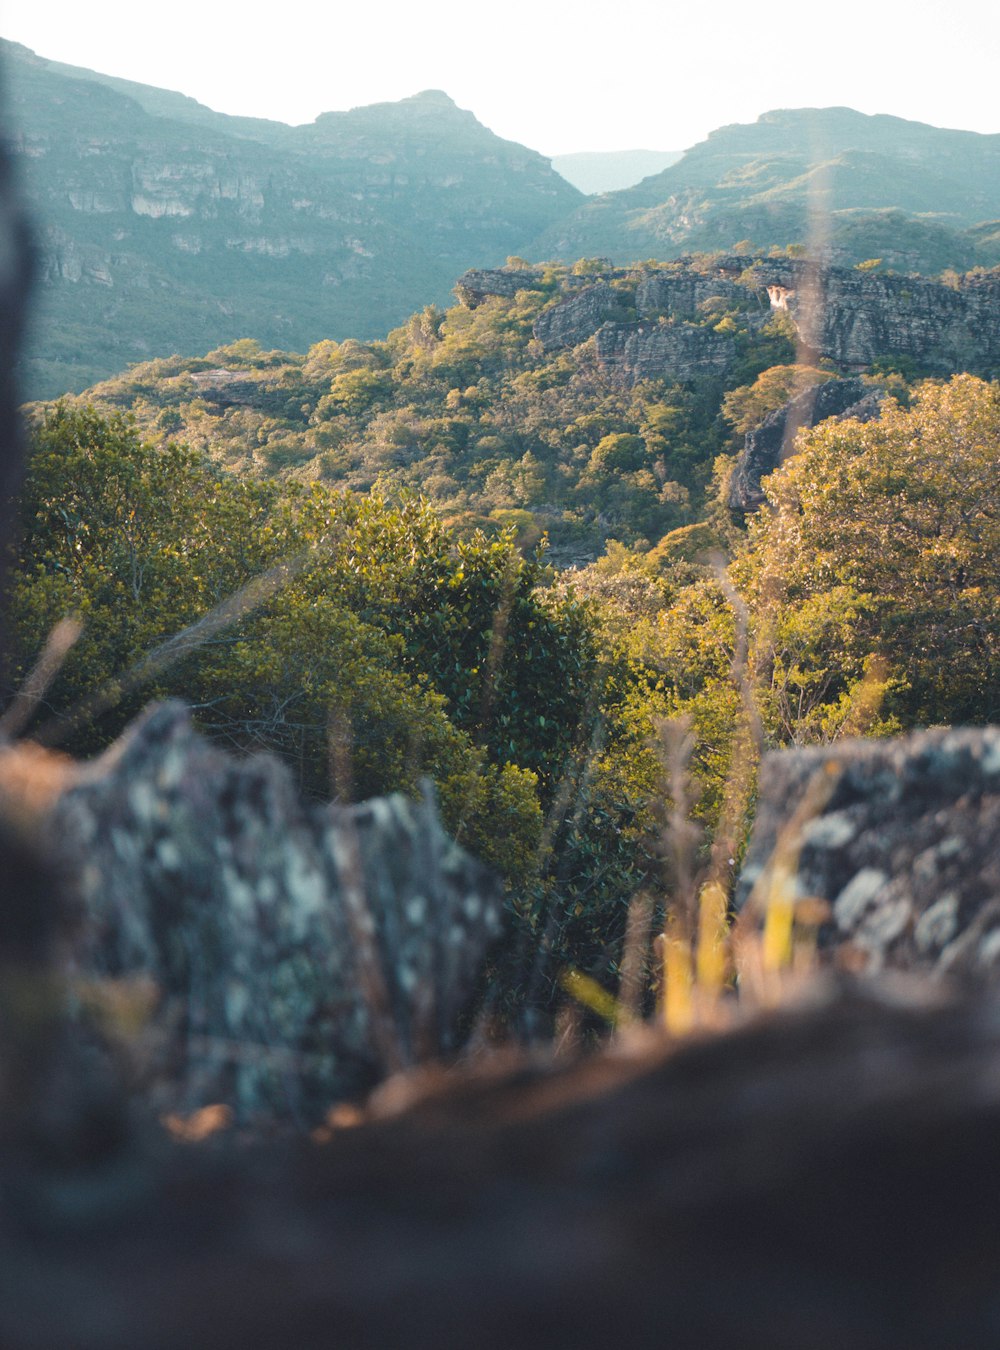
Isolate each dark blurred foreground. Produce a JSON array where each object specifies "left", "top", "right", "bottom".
[
  {"left": 3, "top": 969, "right": 1000, "bottom": 1350},
  {"left": 1, "top": 706, "right": 998, "bottom": 1348}
]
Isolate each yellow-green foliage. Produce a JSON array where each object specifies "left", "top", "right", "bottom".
[
  {"left": 721, "top": 363, "right": 836, "bottom": 438},
  {"left": 742, "top": 373, "right": 1000, "bottom": 726},
  {"left": 14, "top": 367, "right": 1000, "bottom": 1016},
  {"left": 8, "top": 405, "right": 607, "bottom": 887},
  {"left": 68, "top": 259, "right": 800, "bottom": 560},
  {"left": 565, "top": 375, "right": 1000, "bottom": 840}
]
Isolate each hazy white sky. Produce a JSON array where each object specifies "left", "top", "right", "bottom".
[{"left": 3, "top": 0, "right": 998, "bottom": 154}]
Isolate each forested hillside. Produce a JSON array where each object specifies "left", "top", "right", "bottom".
[
  {"left": 63, "top": 254, "right": 1000, "bottom": 558},
  {"left": 2, "top": 40, "right": 581, "bottom": 398},
  {"left": 14, "top": 253, "right": 1000, "bottom": 1005},
  {"left": 61, "top": 257, "right": 752, "bottom": 563}
]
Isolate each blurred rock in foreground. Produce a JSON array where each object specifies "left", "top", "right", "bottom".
[
  {"left": 736, "top": 726, "right": 1000, "bottom": 979},
  {"left": 4, "top": 987, "right": 1000, "bottom": 1348},
  {"left": 47, "top": 700, "right": 502, "bottom": 1123}
]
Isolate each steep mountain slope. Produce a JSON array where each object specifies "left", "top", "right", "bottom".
[
  {"left": 533, "top": 108, "right": 1000, "bottom": 271},
  {"left": 1, "top": 41, "right": 582, "bottom": 398},
  {"left": 24, "top": 49, "right": 302, "bottom": 142},
  {"left": 54, "top": 254, "right": 997, "bottom": 564}
]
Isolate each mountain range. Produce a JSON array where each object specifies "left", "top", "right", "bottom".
[
  {"left": 2, "top": 41, "right": 581, "bottom": 397},
  {"left": 3, "top": 39, "right": 999, "bottom": 400},
  {"left": 535, "top": 107, "right": 1000, "bottom": 271}
]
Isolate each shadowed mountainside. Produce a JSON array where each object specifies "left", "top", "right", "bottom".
[
  {"left": 1, "top": 40, "right": 582, "bottom": 399},
  {"left": 532, "top": 107, "right": 1000, "bottom": 274}
]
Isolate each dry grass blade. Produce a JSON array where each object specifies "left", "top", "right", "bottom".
[
  {"left": 617, "top": 890, "right": 654, "bottom": 1024},
  {"left": 0, "top": 615, "right": 83, "bottom": 740},
  {"left": 734, "top": 759, "right": 842, "bottom": 1003},
  {"left": 30, "top": 548, "right": 319, "bottom": 747}
]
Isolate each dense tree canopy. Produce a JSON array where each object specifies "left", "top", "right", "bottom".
[
  {"left": 562, "top": 373, "right": 1000, "bottom": 842},
  {"left": 64, "top": 259, "right": 804, "bottom": 563},
  {"left": 7, "top": 407, "right": 673, "bottom": 969},
  {"left": 10, "top": 277, "right": 1000, "bottom": 1022},
  {"left": 742, "top": 374, "right": 1000, "bottom": 730}
]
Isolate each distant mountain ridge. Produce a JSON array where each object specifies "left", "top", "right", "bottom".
[
  {"left": 1, "top": 41, "right": 582, "bottom": 398},
  {"left": 17, "top": 45, "right": 298, "bottom": 142},
  {"left": 4, "top": 39, "right": 1000, "bottom": 401},
  {"left": 551, "top": 150, "right": 683, "bottom": 195},
  {"left": 533, "top": 107, "right": 1000, "bottom": 273}
]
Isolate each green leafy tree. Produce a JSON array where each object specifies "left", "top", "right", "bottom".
[
  {"left": 721, "top": 363, "right": 835, "bottom": 438},
  {"left": 741, "top": 374, "right": 1000, "bottom": 728},
  {"left": 7, "top": 407, "right": 633, "bottom": 889}
]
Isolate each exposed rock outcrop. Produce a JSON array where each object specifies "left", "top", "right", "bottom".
[
  {"left": 48, "top": 701, "right": 502, "bottom": 1123},
  {"left": 453, "top": 266, "right": 544, "bottom": 307},
  {"left": 752, "top": 258, "right": 1000, "bottom": 372},
  {"left": 736, "top": 727, "right": 1000, "bottom": 980},
  {"left": 532, "top": 281, "right": 634, "bottom": 350},
  {"left": 517, "top": 255, "right": 1000, "bottom": 388},
  {"left": 635, "top": 269, "right": 750, "bottom": 319},
  {"left": 727, "top": 377, "right": 884, "bottom": 515},
  {"left": 186, "top": 368, "right": 264, "bottom": 408},
  {"left": 594, "top": 320, "right": 737, "bottom": 386},
  {"left": 523, "top": 261, "right": 764, "bottom": 382}
]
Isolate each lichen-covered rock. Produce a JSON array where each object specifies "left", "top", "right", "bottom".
[
  {"left": 736, "top": 727, "right": 1000, "bottom": 979},
  {"left": 50, "top": 701, "right": 502, "bottom": 1121},
  {"left": 532, "top": 281, "right": 633, "bottom": 350},
  {"left": 727, "top": 377, "right": 883, "bottom": 516},
  {"left": 594, "top": 319, "right": 737, "bottom": 386},
  {"left": 752, "top": 258, "right": 1000, "bottom": 372}
]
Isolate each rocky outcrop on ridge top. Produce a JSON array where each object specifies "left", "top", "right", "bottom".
[
  {"left": 748, "top": 258, "right": 1000, "bottom": 372},
  {"left": 458, "top": 255, "right": 1000, "bottom": 387}
]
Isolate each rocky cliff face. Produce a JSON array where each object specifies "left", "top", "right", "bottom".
[
  {"left": 751, "top": 259, "right": 1000, "bottom": 372},
  {"left": 593, "top": 321, "right": 737, "bottom": 386},
  {"left": 727, "top": 377, "right": 884, "bottom": 516},
  {"left": 533, "top": 282, "right": 634, "bottom": 350},
  {"left": 2, "top": 42, "right": 582, "bottom": 398},
  {"left": 634, "top": 270, "right": 749, "bottom": 318},
  {"left": 519, "top": 264, "right": 755, "bottom": 383},
  {"left": 452, "top": 256, "right": 1000, "bottom": 388}
]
